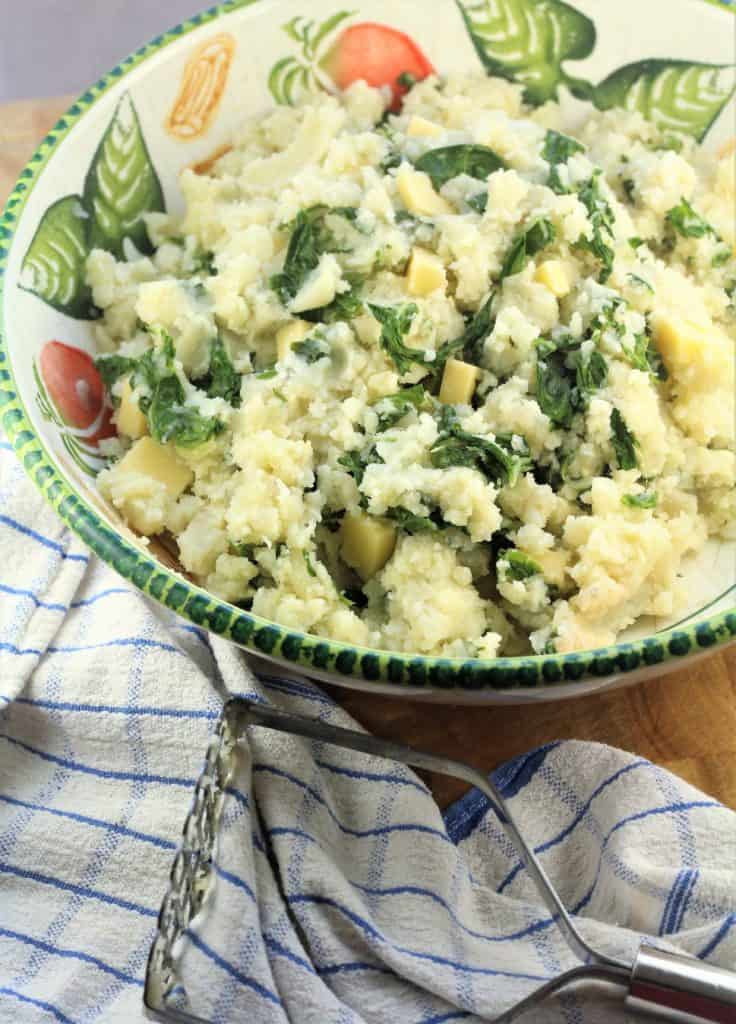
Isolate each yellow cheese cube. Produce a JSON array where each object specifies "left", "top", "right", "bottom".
[
  {"left": 406, "top": 116, "right": 443, "bottom": 138},
  {"left": 340, "top": 513, "right": 397, "bottom": 581},
  {"left": 439, "top": 358, "right": 479, "bottom": 405},
  {"left": 406, "top": 247, "right": 447, "bottom": 296},
  {"left": 534, "top": 260, "right": 574, "bottom": 298},
  {"left": 396, "top": 166, "right": 453, "bottom": 217},
  {"left": 115, "top": 379, "right": 148, "bottom": 440},
  {"left": 118, "top": 437, "right": 193, "bottom": 498},
  {"left": 524, "top": 548, "right": 570, "bottom": 588},
  {"left": 276, "top": 320, "right": 311, "bottom": 362},
  {"left": 654, "top": 316, "right": 732, "bottom": 387}
]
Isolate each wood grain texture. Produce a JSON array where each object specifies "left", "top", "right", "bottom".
[{"left": 3, "top": 95, "right": 735, "bottom": 810}]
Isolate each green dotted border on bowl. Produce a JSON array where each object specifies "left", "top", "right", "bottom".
[{"left": 0, "top": 0, "right": 735, "bottom": 691}]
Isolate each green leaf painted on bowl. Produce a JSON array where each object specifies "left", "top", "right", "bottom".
[
  {"left": 20, "top": 196, "right": 99, "bottom": 320},
  {"left": 456, "top": 0, "right": 596, "bottom": 104},
  {"left": 268, "top": 11, "right": 354, "bottom": 105},
  {"left": 83, "top": 93, "right": 164, "bottom": 257},
  {"left": 594, "top": 60, "right": 736, "bottom": 141}
]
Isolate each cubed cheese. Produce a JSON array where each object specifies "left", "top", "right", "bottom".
[
  {"left": 534, "top": 260, "right": 574, "bottom": 298},
  {"left": 406, "top": 116, "right": 443, "bottom": 138},
  {"left": 116, "top": 379, "right": 148, "bottom": 440},
  {"left": 396, "top": 166, "right": 453, "bottom": 217},
  {"left": 340, "top": 513, "right": 397, "bottom": 581},
  {"left": 439, "top": 358, "right": 479, "bottom": 405},
  {"left": 118, "top": 437, "right": 193, "bottom": 498},
  {"left": 276, "top": 320, "right": 311, "bottom": 362},
  {"left": 406, "top": 247, "right": 447, "bottom": 296},
  {"left": 654, "top": 316, "right": 732, "bottom": 388}
]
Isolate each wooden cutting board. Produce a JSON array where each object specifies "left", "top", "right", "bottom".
[{"left": 2, "top": 94, "right": 735, "bottom": 810}]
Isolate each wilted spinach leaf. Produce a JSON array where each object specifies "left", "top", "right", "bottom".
[
  {"left": 338, "top": 445, "right": 383, "bottom": 487},
  {"left": 622, "top": 332, "right": 668, "bottom": 381},
  {"left": 666, "top": 197, "right": 718, "bottom": 239},
  {"left": 622, "top": 491, "right": 657, "bottom": 509},
  {"left": 542, "top": 130, "right": 585, "bottom": 193},
  {"left": 429, "top": 407, "right": 531, "bottom": 486},
  {"left": 467, "top": 191, "right": 488, "bottom": 214},
  {"left": 96, "top": 354, "right": 137, "bottom": 395},
  {"left": 610, "top": 407, "right": 639, "bottom": 470},
  {"left": 435, "top": 292, "right": 496, "bottom": 370},
  {"left": 574, "top": 349, "right": 608, "bottom": 393},
  {"left": 292, "top": 334, "right": 331, "bottom": 364},
  {"left": 372, "top": 383, "right": 428, "bottom": 431},
  {"left": 415, "top": 144, "right": 506, "bottom": 190},
  {"left": 368, "top": 302, "right": 427, "bottom": 374},
  {"left": 201, "top": 336, "right": 241, "bottom": 406},
  {"left": 499, "top": 549, "right": 542, "bottom": 580},
  {"left": 500, "top": 218, "right": 556, "bottom": 280},
  {"left": 574, "top": 171, "right": 616, "bottom": 282},
  {"left": 270, "top": 205, "right": 336, "bottom": 305},
  {"left": 385, "top": 506, "right": 445, "bottom": 533},
  {"left": 303, "top": 274, "right": 364, "bottom": 324}
]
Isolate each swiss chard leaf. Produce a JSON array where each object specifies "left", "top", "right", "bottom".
[
  {"left": 456, "top": 0, "right": 596, "bottom": 105},
  {"left": 535, "top": 353, "right": 576, "bottom": 428},
  {"left": 95, "top": 354, "right": 137, "bottom": 395},
  {"left": 436, "top": 292, "right": 496, "bottom": 370},
  {"left": 292, "top": 334, "right": 331, "bottom": 363},
  {"left": 610, "top": 407, "right": 639, "bottom": 470},
  {"left": 203, "top": 337, "right": 241, "bottom": 406},
  {"left": 385, "top": 507, "right": 444, "bottom": 533},
  {"left": 368, "top": 302, "right": 425, "bottom": 374},
  {"left": 84, "top": 94, "right": 164, "bottom": 258},
  {"left": 133, "top": 331, "right": 224, "bottom": 448},
  {"left": 541, "top": 129, "right": 585, "bottom": 193},
  {"left": 500, "top": 218, "right": 556, "bottom": 280},
  {"left": 270, "top": 205, "right": 336, "bottom": 305},
  {"left": 429, "top": 408, "right": 531, "bottom": 486},
  {"left": 372, "top": 384, "right": 428, "bottom": 431},
  {"left": 665, "top": 197, "right": 719, "bottom": 240},
  {"left": 499, "top": 549, "right": 542, "bottom": 580},
  {"left": 414, "top": 144, "right": 506, "bottom": 190},
  {"left": 593, "top": 60, "right": 736, "bottom": 142},
  {"left": 622, "top": 491, "right": 657, "bottom": 509},
  {"left": 575, "top": 349, "right": 608, "bottom": 393},
  {"left": 574, "top": 171, "right": 615, "bottom": 282}
]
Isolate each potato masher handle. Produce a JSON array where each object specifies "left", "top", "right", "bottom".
[{"left": 627, "top": 946, "right": 736, "bottom": 1023}]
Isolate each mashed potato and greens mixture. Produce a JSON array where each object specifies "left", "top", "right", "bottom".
[{"left": 91, "top": 74, "right": 735, "bottom": 657}]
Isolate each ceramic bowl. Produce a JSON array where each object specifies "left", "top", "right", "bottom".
[{"left": 1, "top": 0, "right": 734, "bottom": 701}]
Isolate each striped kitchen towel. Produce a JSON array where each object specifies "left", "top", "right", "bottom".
[{"left": 1, "top": 437, "right": 735, "bottom": 1024}]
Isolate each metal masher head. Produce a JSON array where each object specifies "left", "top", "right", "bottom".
[{"left": 144, "top": 697, "right": 736, "bottom": 1024}]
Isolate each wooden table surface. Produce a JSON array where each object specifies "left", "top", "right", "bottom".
[{"left": 2, "top": 94, "right": 735, "bottom": 810}]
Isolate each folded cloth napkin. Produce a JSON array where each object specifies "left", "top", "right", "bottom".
[{"left": 1, "top": 439, "right": 735, "bottom": 1024}]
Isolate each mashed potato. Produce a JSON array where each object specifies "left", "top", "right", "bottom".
[{"left": 91, "top": 74, "right": 735, "bottom": 657}]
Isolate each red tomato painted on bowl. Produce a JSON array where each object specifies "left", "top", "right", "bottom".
[
  {"left": 321, "top": 22, "right": 434, "bottom": 112},
  {"left": 39, "top": 341, "right": 116, "bottom": 444}
]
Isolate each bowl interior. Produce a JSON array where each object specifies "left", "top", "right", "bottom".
[{"left": 1, "top": 0, "right": 734, "bottom": 693}]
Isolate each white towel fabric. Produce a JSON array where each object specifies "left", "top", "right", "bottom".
[{"left": 1, "top": 438, "right": 735, "bottom": 1024}]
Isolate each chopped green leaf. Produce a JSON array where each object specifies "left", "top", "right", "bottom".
[
  {"left": 622, "top": 178, "right": 636, "bottom": 203},
  {"left": 95, "top": 354, "right": 137, "bottom": 395},
  {"left": 270, "top": 205, "right": 336, "bottom": 305},
  {"left": 500, "top": 218, "right": 556, "bottom": 280},
  {"left": 303, "top": 274, "right": 364, "bottom": 324},
  {"left": 535, "top": 352, "right": 575, "bottom": 428},
  {"left": 666, "top": 197, "right": 720, "bottom": 239},
  {"left": 574, "top": 171, "right": 615, "bottom": 283},
  {"left": 303, "top": 551, "right": 317, "bottom": 577},
  {"left": 414, "top": 144, "right": 505, "bottom": 190},
  {"left": 542, "top": 130, "right": 585, "bottom": 193},
  {"left": 436, "top": 292, "right": 496, "bottom": 370},
  {"left": 201, "top": 337, "right": 241, "bottom": 406},
  {"left": 622, "top": 332, "right": 668, "bottom": 381},
  {"left": 338, "top": 445, "right": 382, "bottom": 487},
  {"left": 499, "top": 549, "right": 542, "bottom": 580},
  {"left": 467, "top": 191, "right": 488, "bottom": 214},
  {"left": 610, "top": 407, "right": 639, "bottom": 470},
  {"left": 190, "top": 247, "right": 216, "bottom": 276},
  {"left": 627, "top": 273, "right": 654, "bottom": 293},
  {"left": 385, "top": 507, "right": 443, "bottom": 533},
  {"left": 372, "top": 384, "right": 428, "bottom": 431},
  {"left": 575, "top": 349, "right": 608, "bottom": 393},
  {"left": 628, "top": 236, "right": 645, "bottom": 250},
  {"left": 368, "top": 302, "right": 426, "bottom": 374},
  {"left": 429, "top": 408, "right": 531, "bottom": 486},
  {"left": 255, "top": 365, "right": 278, "bottom": 380},
  {"left": 622, "top": 491, "right": 657, "bottom": 509},
  {"left": 292, "top": 335, "right": 331, "bottom": 363}
]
